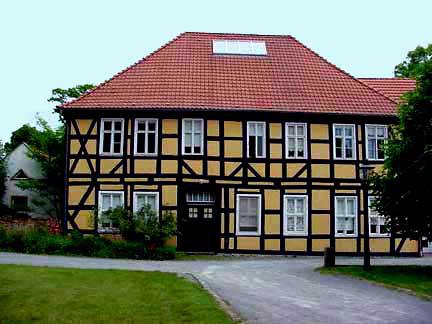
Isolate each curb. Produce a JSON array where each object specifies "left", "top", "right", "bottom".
[{"left": 181, "top": 272, "right": 246, "bottom": 323}]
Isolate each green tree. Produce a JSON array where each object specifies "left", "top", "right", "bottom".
[
  {"left": 395, "top": 44, "right": 432, "bottom": 78},
  {"left": 4, "top": 124, "right": 39, "bottom": 154},
  {"left": 16, "top": 119, "right": 65, "bottom": 222},
  {"left": 49, "top": 84, "right": 95, "bottom": 122},
  {"left": 371, "top": 57, "right": 432, "bottom": 240}
]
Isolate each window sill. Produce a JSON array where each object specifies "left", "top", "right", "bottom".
[
  {"left": 284, "top": 232, "right": 308, "bottom": 236},
  {"left": 134, "top": 152, "right": 158, "bottom": 157},
  {"left": 236, "top": 231, "right": 261, "bottom": 236},
  {"left": 97, "top": 228, "right": 120, "bottom": 234},
  {"left": 99, "top": 153, "right": 123, "bottom": 157},
  {"left": 370, "top": 234, "right": 391, "bottom": 238},
  {"left": 335, "top": 234, "right": 358, "bottom": 238}
]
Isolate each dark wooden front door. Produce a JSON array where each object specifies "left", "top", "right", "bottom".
[{"left": 179, "top": 190, "right": 218, "bottom": 252}]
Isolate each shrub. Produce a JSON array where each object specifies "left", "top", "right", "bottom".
[
  {"left": 0, "top": 226, "right": 176, "bottom": 260},
  {"left": 103, "top": 206, "right": 177, "bottom": 245}
]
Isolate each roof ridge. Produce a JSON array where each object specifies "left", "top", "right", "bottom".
[
  {"left": 358, "top": 77, "right": 415, "bottom": 81},
  {"left": 287, "top": 35, "right": 399, "bottom": 105},
  {"left": 60, "top": 32, "right": 187, "bottom": 109},
  {"left": 183, "top": 31, "right": 292, "bottom": 38}
]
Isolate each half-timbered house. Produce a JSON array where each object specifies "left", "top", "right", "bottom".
[{"left": 61, "top": 32, "right": 419, "bottom": 255}]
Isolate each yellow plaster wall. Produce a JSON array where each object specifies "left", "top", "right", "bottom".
[
  {"left": 312, "top": 239, "right": 330, "bottom": 252},
  {"left": 161, "top": 160, "right": 177, "bottom": 173},
  {"left": 208, "top": 161, "right": 220, "bottom": 176},
  {"left": 311, "top": 143, "right": 330, "bottom": 159},
  {"left": 162, "top": 138, "right": 178, "bottom": 155},
  {"left": 71, "top": 159, "right": 95, "bottom": 174},
  {"left": 310, "top": 124, "right": 329, "bottom": 140},
  {"left": 398, "top": 239, "right": 419, "bottom": 253},
  {"left": 100, "top": 159, "right": 122, "bottom": 174},
  {"left": 370, "top": 238, "right": 390, "bottom": 253},
  {"left": 74, "top": 210, "right": 94, "bottom": 230},
  {"left": 224, "top": 121, "right": 242, "bottom": 137},
  {"left": 208, "top": 141, "right": 220, "bottom": 157},
  {"left": 312, "top": 214, "right": 331, "bottom": 234},
  {"left": 270, "top": 163, "right": 282, "bottom": 178},
  {"left": 334, "top": 164, "right": 356, "bottom": 179},
  {"left": 312, "top": 190, "right": 330, "bottom": 210},
  {"left": 265, "top": 190, "right": 280, "bottom": 209},
  {"left": 162, "top": 185, "right": 177, "bottom": 206},
  {"left": 75, "top": 119, "right": 96, "bottom": 135},
  {"left": 269, "top": 123, "right": 282, "bottom": 139},
  {"left": 249, "top": 163, "right": 265, "bottom": 177},
  {"left": 265, "top": 239, "right": 280, "bottom": 251},
  {"left": 225, "top": 162, "right": 241, "bottom": 177},
  {"left": 184, "top": 160, "right": 203, "bottom": 175},
  {"left": 270, "top": 143, "right": 282, "bottom": 159},
  {"left": 224, "top": 140, "right": 242, "bottom": 158},
  {"left": 68, "top": 186, "right": 94, "bottom": 205},
  {"left": 311, "top": 164, "right": 330, "bottom": 178},
  {"left": 162, "top": 119, "right": 178, "bottom": 134},
  {"left": 287, "top": 163, "right": 306, "bottom": 178},
  {"left": 237, "top": 236, "right": 260, "bottom": 250},
  {"left": 207, "top": 120, "right": 219, "bottom": 136},
  {"left": 265, "top": 215, "right": 280, "bottom": 234},
  {"left": 229, "top": 212, "right": 235, "bottom": 233},
  {"left": 134, "top": 160, "right": 156, "bottom": 174},
  {"left": 285, "top": 239, "right": 307, "bottom": 251},
  {"left": 336, "top": 239, "right": 357, "bottom": 252}
]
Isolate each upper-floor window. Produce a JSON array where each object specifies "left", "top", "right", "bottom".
[
  {"left": 366, "top": 125, "right": 387, "bottom": 161},
  {"left": 98, "top": 191, "right": 124, "bottom": 231},
  {"left": 286, "top": 123, "right": 307, "bottom": 158},
  {"left": 247, "top": 121, "right": 266, "bottom": 158},
  {"left": 182, "top": 119, "right": 204, "bottom": 155},
  {"left": 212, "top": 40, "right": 267, "bottom": 56},
  {"left": 236, "top": 194, "right": 261, "bottom": 235},
  {"left": 284, "top": 195, "right": 308, "bottom": 235},
  {"left": 100, "top": 118, "right": 124, "bottom": 155},
  {"left": 369, "top": 196, "right": 389, "bottom": 236},
  {"left": 134, "top": 119, "right": 158, "bottom": 155},
  {"left": 335, "top": 196, "right": 357, "bottom": 236},
  {"left": 333, "top": 124, "right": 356, "bottom": 160}
]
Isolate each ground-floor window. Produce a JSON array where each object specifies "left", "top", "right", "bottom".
[
  {"left": 236, "top": 194, "right": 261, "bottom": 235},
  {"left": 11, "top": 195, "right": 28, "bottom": 211},
  {"left": 368, "top": 196, "right": 389, "bottom": 236},
  {"left": 133, "top": 192, "right": 159, "bottom": 218},
  {"left": 284, "top": 195, "right": 308, "bottom": 235},
  {"left": 335, "top": 196, "right": 357, "bottom": 236},
  {"left": 98, "top": 191, "right": 124, "bottom": 231}
]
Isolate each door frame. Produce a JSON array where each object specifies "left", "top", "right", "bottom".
[{"left": 177, "top": 183, "right": 221, "bottom": 252}]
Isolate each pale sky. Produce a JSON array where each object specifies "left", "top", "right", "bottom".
[{"left": 0, "top": 0, "right": 431, "bottom": 143}]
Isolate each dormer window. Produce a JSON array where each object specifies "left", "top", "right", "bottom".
[
  {"left": 12, "top": 169, "right": 29, "bottom": 180},
  {"left": 212, "top": 40, "right": 267, "bottom": 56}
]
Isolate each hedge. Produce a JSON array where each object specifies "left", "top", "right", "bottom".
[{"left": 0, "top": 225, "right": 176, "bottom": 260}]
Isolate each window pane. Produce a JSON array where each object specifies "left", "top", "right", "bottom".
[
  {"left": 257, "top": 137, "right": 263, "bottom": 156},
  {"left": 193, "top": 133, "right": 201, "bottom": 147},
  {"left": 184, "top": 120, "right": 192, "bottom": 132},
  {"left": 147, "top": 133, "right": 156, "bottom": 153},
  {"left": 345, "top": 127, "right": 353, "bottom": 137},
  {"left": 346, "top": 199, "right": 355, "bottom": 215},
  {"left": 113, "top": 143, "right": 121, "bottom": 153},
  {"left": 148, "top": 121, "right": 156, "bottom": 131},
  {"left": 112, "top": 194, "right": 122, "bottom": 207},
  {"left": 377, "top": 127, "right": 385, "bottom": 137},
  {"left": 103, "top": 121, "right": 112, "bottom": 131},
  {"left": 367, "top": 126, "right": 376, "bottom": 137},
  {"left": 287, "top": 125, "right": 295, "bottom": 136},
  {"left": 368, "top": 139, "right": 377, "bottom": 159},
  {"left": 184, "top": 133, "right": 192, "bottom": 146},
  {"left": 297, "top": 138, "right": 305, "bottom": 157},
  {"left": 335, "top": 127, "right": 342, "bottom": 136},
  {"left": 336, "top": 199, "right": 344, "bottom": 215},
  {"left": 114, "top": 133, "right": 122, "bottom": 144},
  {"left": 297, "top": 125, "right": 305, "bottom": 136},
  {"left": 137, "top": 121, "right": 146, "bottom": 131},
  {"left": 287, "top": 199, "right": 295, "bottom": 213},
  {"left": 103, "top": 133, "right": 111, "bottom": 152},
  {"left": 137, "top": 133, "right": 145, "bottom": 153},
  {"left": 256, "top": 123, "right": 264, "bottom": 136},
  {"left": 249, "top": 136, "right": 256, "bottom": 157},
  {"left": 101, "top": 194, "right": 110, "bottom": 210}
]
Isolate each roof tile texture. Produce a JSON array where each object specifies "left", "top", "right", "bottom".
[
  {"left": 64, "top": 32, "right": 398, "bottom": 116},
  {"left": 359, "top": 78, "right": 416, "bottom": 102}
]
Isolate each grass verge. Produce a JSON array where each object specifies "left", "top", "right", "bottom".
[
  {"left": 319, "top": 265, "right": 432, "bottom": 299},
  {"left": 0, "top": 264, "right": 236, "bottom": 323}
]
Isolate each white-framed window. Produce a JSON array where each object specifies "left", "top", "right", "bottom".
[
  {"left": 236, "top": 194, "right": 261, "bottom": 235},
  {"left": 100, "top": 118, "right": 124, "bottom": 155},
  {"left": 134, "top": 119, "right": 158, "bottom": 155},
  {"left": 368, "top": 196, "right": 389, "bottom": 236},
  {"left": 284, "top": 195, "right": 308, "bottom": 235},
  {"left": 133, "top": 192, "right": 159, "bottom": 216},
  {"left": 212, "top": 40, "right": 267, "bottom": 56},
  {"left": 247, "top": 121, "right": 266, "bottom": 158},
  {"left": 182, "top": 119, "right": 204, "bottom": 155},
  {"left": 98, "top": 191, "right": 124, "bottom": 231},
  {"left": 286, "top": 123, "right": 307, "bottom": 159},
  {"left": 335, "top": 196, "right": 357, "bottom": 236},
  {"left": 333, "top": 124, "right": 356, "bottom": 160},
  {"left": 366, "top": 125, "right": 388, "bottom": 161}
]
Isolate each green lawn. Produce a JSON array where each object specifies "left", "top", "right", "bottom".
[
  {"left": 0, "top": 265, "right": 235, "bottom": 324},
  {"left": 320, "top": 265, "right": 432, "bottom": 299}
]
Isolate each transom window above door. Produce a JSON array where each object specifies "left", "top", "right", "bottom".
[
  {"left": 100, "top": 119, "right": 124, "bottom": 155},
  {"left": 333, "top": 124, "right": 356, "bottom": 160},
  {"left": 134, "top": 119, "right": 158, "bottom": 155},
  {"left": 186, "top": 192, "right": 215, "bottom": 204},
  {"left": 366, "top": 125, "right": 387, "bottom": 161},
  {"left": 247, "top": 122, "right": 266, "bottom": 158},
  {"left": 182, "top": 119, "right": 204, "bottom": 155},
  {"left": 286, "top": 123, "right": 307, "bottom": 158}
]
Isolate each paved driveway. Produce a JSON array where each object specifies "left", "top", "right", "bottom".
[{"left": 1, "top": 253, "right": 431, "bottom": 324}]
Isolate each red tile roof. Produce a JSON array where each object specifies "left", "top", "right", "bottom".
[
  {"left": 359, "top": 78, "right": 416, "bottom": 102},
  {"left": 62, "top": 32, "right": 398, "bottom": 116}
]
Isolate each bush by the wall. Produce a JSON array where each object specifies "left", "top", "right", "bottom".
[{"left": 0, "top": 226, "right": 176, "bottom": 260}]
